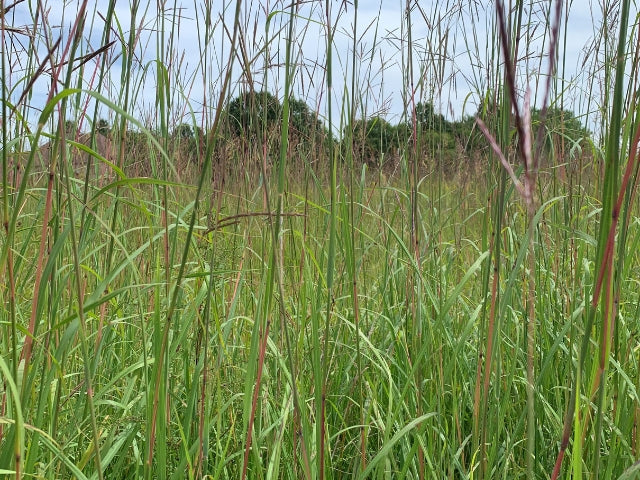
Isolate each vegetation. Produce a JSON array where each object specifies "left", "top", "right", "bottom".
[
  {"left": 350, "top": 115, "right": 400, "bottom": 166},
  {"left": 1, "top": 1, "right": 638, "bottom": 480}
]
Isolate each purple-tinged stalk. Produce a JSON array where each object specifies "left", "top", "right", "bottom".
[{"left": 477, "top": 1, "right": 564, "bottom": 477}]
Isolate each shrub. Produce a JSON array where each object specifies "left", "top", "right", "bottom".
[{"left": 350, "top": 116, "right": 400, "bottom": 166}]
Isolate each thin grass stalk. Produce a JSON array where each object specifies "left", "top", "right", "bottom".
[
  {"left": 13, "top": 34, "right": 63, "bottom": 480},
  {"left": 591, "top": 94, "right": 639, "bottom": 480},
  {"left": 0, "top": 356, "right": 24, "bottom": 479},
  {"left": 0, "top": 27, "right": 6, "bottom": 457},
  {"left": 310, "top": 152, "right": 326, "bottom": 479},
  {"left": 476, "top": 134, "right": 505, "bottom": 480},
  {"left": 32, "top": 5, "right": 105, "bottom": 478},
  {"left": 316, "top": 1, "right": 337, "bottom": 478},
  {"left": 478, "top": 64, "right": 510, "bottom": 480},
  {"left": 146, "top": 2, "right": 193, "bottom": 477},
  {"left": 472, "top": 101, "right": 495, "bottom": 478},
  {"left": 277, "top": 267, "right": 311, "bottom": 479},
  {"left": 591, "top": 2, "right": 633, "bottom": 478},
  {"left": 194, "top": 4, "right": 216, "bottom": 475},
  {"left": 81, "top": 1, "right": 115, "bottom": 355},
  {"left": 524, "top": 100, "right": 537, "bottom": 480},
  {"left": 148, "top": 72, "right": 170, "bottom": 480},
  {"left": 294, "top": 175, "right": 313, "bottom": 480},
  {"left": 197, "top": 263, "right": 214, "bottom": 478},
  {"left": 59, "top": 122, "right": 104, "bottom": 480},
  {"left": 58, "top": 22, "right": 106, "bottom": 480},
  {"left": 551, "top": 2, "right": 633, "bottom": 477},
  {"left": 109, "top": 2, "right": 147, "bottom": 476},
  {"left": 344, "top": 0, "right": 367, "bottom": 474},
  {"left": 193, "top": 1, "right": 245, "bottom": 474},
  {"left": 404, "top": 2, "right": 425, "bottom": 476},
  {"left": 478, "top": 2, "right": 535, "bottom": 478},
  {"left": 0, "top": 11, "right": 21, "bottom": 476},
  {"left": 113, "top": 2, "right": 145, "bottom": 425},
  {"left": 612, "top": 34, "right": 640, "bottom": 474},
  {"left": 239, "top": 33, "right": 271, "bottom": 480},
  {"left": 16, "top": 31, "right": 63, "bottom": 389},
  {"left": 78, "top": 4, "right": 116, "bottom": 367},
  {"left": 145, "top": 1, "right": 242, "bottom": 477},
  {"left": 570, "top": 114, "right": 640, "bottom": 477},
  {"left": 271, "top": 6, "right": 313, "bottom": 478},
  {"left": 481, "top": 6, "right": 559, "bottom": 477},
  {"left": 518, "top": 1, "right": 563, "bottom": 476},
  {"left": 49, "top": 48, "right": 103, "bottom": 480},
  {"left": 1, "top": 123, "right": 22, "bottom": 480},
  {"left": 240, "top": 2, "right": 296, "bottom": 478},
  {"left": 472, "top": 10, "right": 508, "bottom": 477},
  {"left": 107, "top": 0, "right": 138, "bottom": 267}
]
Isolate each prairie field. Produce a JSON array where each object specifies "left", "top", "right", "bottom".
[{"left": 1, "top": 1, "right": 640, "bottom": 479}]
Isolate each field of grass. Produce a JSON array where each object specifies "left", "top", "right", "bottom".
[{"left": 1, "top": 1, "right": 640, "bottom": 479}]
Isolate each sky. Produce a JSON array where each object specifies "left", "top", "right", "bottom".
[{"left": 4, "top": 0, "right": 618, "bottom": 137}]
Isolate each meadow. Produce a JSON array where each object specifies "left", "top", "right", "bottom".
[{"left": 1, "top": 1, "right": 639, "bottom": 479}]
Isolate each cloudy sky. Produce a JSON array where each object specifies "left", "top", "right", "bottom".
[{"left": 6, "top": 0, "right": 612, "bottom": 135}]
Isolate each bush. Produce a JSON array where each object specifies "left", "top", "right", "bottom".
[
  {"left": 531, "top": 107, "right": 592, "bottom": 156},
  {"left": 96, "top": 118, "right": 111, "bottom": 136},
  {"left": 413, "top": 101, "right": 451, "bottom": 132},
  {"left": 225, "top": 90, "right": 281, "bottom": 138},
  {"left": 349, "top": 116, "right": 400, "bottom": 166}
]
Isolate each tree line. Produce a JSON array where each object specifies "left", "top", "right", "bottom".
[{"left": 67, "top": 90, "right": 593, "bottom": 182}]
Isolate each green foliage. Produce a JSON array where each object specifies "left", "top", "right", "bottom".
[
  {"left": 96, "top": 118, "right": 111, "bottom": 136},
  {"left": 172, "top": 123, "right": 194, "bottom": 140},
  {"left": 64, "top": 119, "right": 78, "bottom": 135},
  {"left": 350, "top": 115, "right": 400, "bottom": 164},
  {"left": 220, "top": 90, "right": 331, "bottom": 175},
  {"left": 450, "top": 115, "right": 485, "bottom": 153},
  {"left": 531, "top": 107, "right": 592, "bottom": 154},
  {"left": 289, "top": 98, "right": 325, "bottom": 140},
  {"left": 224, "top": 90, "right": 328, "bottom": 145},
  {"left": 170, "top": 123, "right": 206, "bottom": 172},
  {"left": 419, "top": 130, "right": 456, "bottom": 152},
  {"left": 225, "top": 90, "right": 282, "bottom": 137},
  {"left": 414, "top": 101, "right": 451, "bottom": 132}
]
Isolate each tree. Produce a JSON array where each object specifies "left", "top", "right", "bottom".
[
  {"left": 96, "top": 118, "right": 110, "bottom": 136},
  {"left": 173, "top": 123, "right": 194, "bottom": 140},
  {"left": 450, "top": 115, "right": 484, "bottom": 153},
  {"left": 531, "top": 107, "right": 591, "bottom": 154},
  {"left": 289, "top": 98, "right": 327, "bottom": 142},
  {"left": 64, "top": 120, "right": 78, "bottom": 135},
  {"left": 414, "top": 101, "right": 451, "bottom": 132},
  {"left": 225, "top": 90, "right": 281, "bottom": 138},
  {"left": 221, "top": 90, "right": 331, "bottom": 165},
  {"left": 350, "top": 116, "right": 399, "bottom": 165}
]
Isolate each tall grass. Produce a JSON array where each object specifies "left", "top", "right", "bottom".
[{"left": 1, "top": 0, "right": 639, "bottom": 479}]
